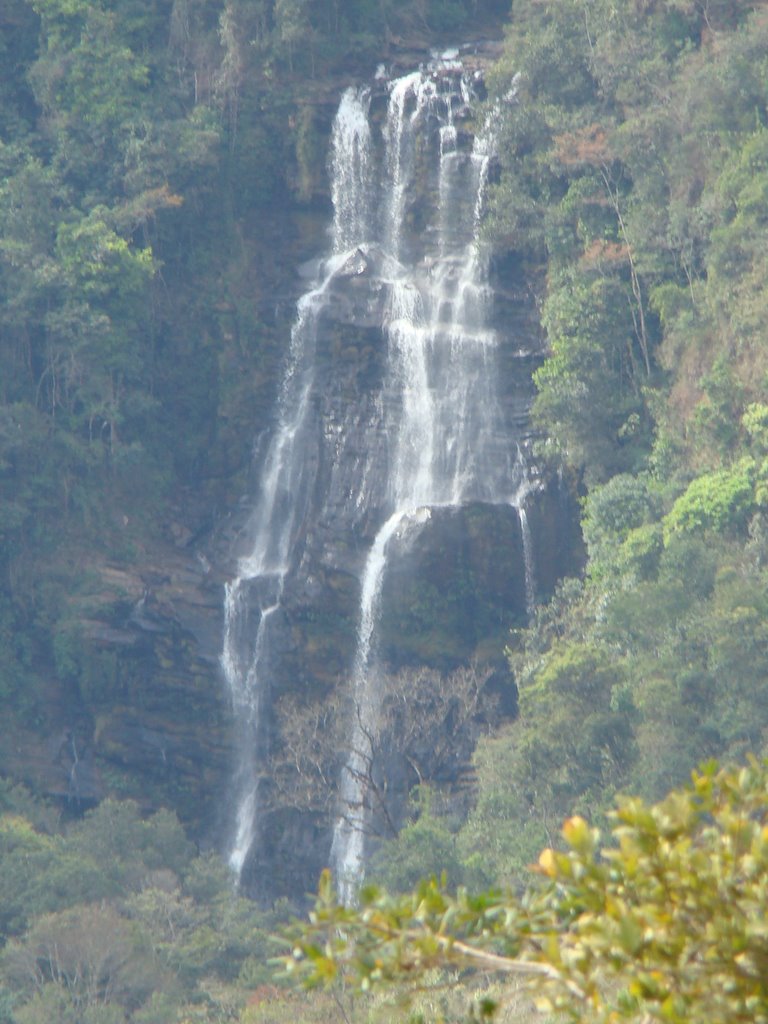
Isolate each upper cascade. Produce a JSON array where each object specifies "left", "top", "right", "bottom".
[
  {"left": 331, "top": 87, "right": 373, "bottom": 253},
  {"left": 219, "top": 56, "right": 544, "bottom": 899}
]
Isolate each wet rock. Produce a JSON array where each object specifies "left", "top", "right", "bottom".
[{"left": 227, "top": 65, "right": 583, "bottom": 897}]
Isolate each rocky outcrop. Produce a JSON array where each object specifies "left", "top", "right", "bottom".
[{"left": 0, "top": 546, "right": 229, "bottom": 840}]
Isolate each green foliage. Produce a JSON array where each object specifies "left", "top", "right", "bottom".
[
  {"left": 454, "top": 727, "right": 551, "bottom": 887},
  {"left": 581, "top": 474, "right": 658, "bottom": 575},
  {"left": 286, "top": 760, "right": 768, "bottom": 1024},
  {"left": 521, "top": 642, "right": 634, "bottom": 798},
  {"left": 743, "top": 402, "right": 768, "bottom": 456},
  {"left": 445, "top": 636, "right": 638, "bottom": 887},
  {"left": 534, "top": 272, "right": 649, "bottom": 480},
  {"left": 0, "top": 814, "right": 109, "bottom": 940},
  {"left": 663, "top": 458, "right": 755, "bottom": 541},
  {"left": 474, "top": 0, "right": 768, "bottom": 878},
  {"left": 692, "top": 355, "right": 745, "bottom": 456},
  {"left": 369, "top": 789, "right": 463, "bottom": 893},
  {"left": 69, "top": 800, "right": 195, "bottom": 886},
  {"left": 0, "top": 799, "right": 280, "bottom": 1022}
]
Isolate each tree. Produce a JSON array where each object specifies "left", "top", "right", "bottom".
[
  {"left": 284, "top": 759, "right": 768, "bottom": 1024},
  {"left": 2, "top": 903, "right": 158, "bottom": 1020},
  {"left": 662, "top": 457, "right": 756, "bottom": 541},
  {"left": 534, "top": 272, "right": 649, "bottom": 480},
  {"left": 271, "top": 663, "right": 495, "bottom": 841}
]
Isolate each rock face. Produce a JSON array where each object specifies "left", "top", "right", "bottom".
[
  {"left": 0, "top": 545, "right": 231, "bottom": 839},
  {"left": 1, "top": 47, "right": 582, "bottom": 894},
  {"left": 219, "top": 56, "right": 583, "bottom": 899},
  {"left": 82, "top": 556, "right": 230, "bottom": 834}
]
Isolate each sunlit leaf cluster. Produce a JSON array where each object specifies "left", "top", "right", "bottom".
[{"left": 286, "top": 760, "right": 768, "bottom": 1024}]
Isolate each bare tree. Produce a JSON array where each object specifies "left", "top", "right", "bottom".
[
  {"left": 3, "top": 903, "right": 157, "bottom": 1015},
  {"left": 268, "top": 662, "right": 498, "bottom": 837},
  {"left": 271, "top": 689, "right": 345, "bottom": 814}
]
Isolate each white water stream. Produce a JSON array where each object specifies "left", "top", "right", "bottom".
[
  {"left": 221, "top": 63, "right": 537, "bottom": 893},
  {"left": 329, "top": 70, "right": 530, "bottom": 902},
  {"left": 220, "top": 89, "right": 376, "bottom": 877}
]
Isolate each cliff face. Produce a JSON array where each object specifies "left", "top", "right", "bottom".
[
  {"left": 1, "top": 42, "right": 582, "bottom": 895},
  {"left": 217, "top": 55, "right": 584, "bottom": 897},
  {"left": 249, "top": 242, "right": 574, "bottom": 693},
  {"left": 0, "top": 544, "right": 230, "bottom": 838}
]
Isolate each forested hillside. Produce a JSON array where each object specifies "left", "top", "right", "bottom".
[
  {"left": 442, "top": 0, "right": 768, "bottom": 884},
  {"left": 2, "top": 0, "right": 768, "bottom": 1019}
]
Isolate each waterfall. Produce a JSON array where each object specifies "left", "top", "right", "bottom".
[
  {"left": 330, "top": 67, "right": 531, "bottom": 903},
  {"left": 220, "top": 89, "right": 374, "bottom": 882},
  {"left": 518, "top": 505, "right": 537, "bottom": 618},
  {"left": 220, "top": 60, "right": 539, "bottom": 895},
  {"left": 331, "top": 87, "right": 372, "bottom": 252}
]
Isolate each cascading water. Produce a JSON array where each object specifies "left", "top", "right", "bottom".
[
  {"left": 221, "top": 57, "right": 541, "bottom": 894},
  {"left": 517, "top": 503, "right": 537, "bottom": 618},
  {"left": 220, "top": 88, "right": 375, "bottom": 881},
  {"left": 329, "top": 68, "right": 531, "bottom": 902}
]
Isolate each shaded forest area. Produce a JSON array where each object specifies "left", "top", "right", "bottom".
[{"left": 3, "top": 0, "right": 768, "bottom": 1020}]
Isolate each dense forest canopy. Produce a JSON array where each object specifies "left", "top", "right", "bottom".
[{"left": 2, "top": 0, "right": 768, "bottom": 1019}]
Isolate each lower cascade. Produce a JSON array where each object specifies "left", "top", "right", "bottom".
[{"left": 220, "top": 54, "right": 566, "bottom": 900}]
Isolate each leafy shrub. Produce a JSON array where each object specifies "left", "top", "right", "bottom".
[
  {"left": 663, "top": 458, "right": 755, "bottom": 541},
  {"left": 286, "top": 759, "right": 768, "bottom": 1024}
]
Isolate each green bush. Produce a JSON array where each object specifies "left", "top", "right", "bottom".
[
  {"left": 286, "top": 759, "right": 768, "bottom": 1024},
  {"left": 663, "top": 458, "right": 755, "bottom": 542}
]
